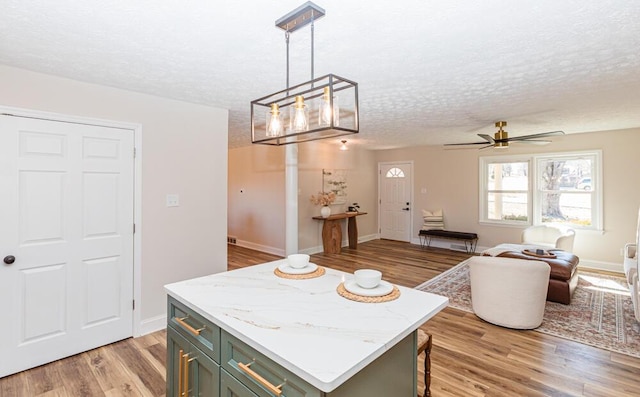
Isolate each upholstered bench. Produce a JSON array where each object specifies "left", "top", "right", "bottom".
[
  {"left": 482, "top": 247, "right": 579, "bottom": 304},
  {"left": 419, "top": 229, "right": 478, "bottom": 253}
]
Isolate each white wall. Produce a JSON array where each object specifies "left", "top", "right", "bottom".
[
  {"left": 0, "top": 65, "right": 229, "bottom": 332},
  {"left": 228, "top": 141, "right": 378, "bottom": 254}
]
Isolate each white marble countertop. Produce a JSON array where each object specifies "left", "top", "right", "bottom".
[{"left": 164, "top": 260, "right": 448, "bottom": 392}]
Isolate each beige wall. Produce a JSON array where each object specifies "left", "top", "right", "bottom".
[
  {"left": 230, "top": 129, "right": 640, "bottom": 271},
  {"left": 228, "top": 141, "right": 378, "bottom": 254},
  {"left": 0, "top": 65, "right": 229, "bottom": 331},
  {"left": 374, "top": 128, "right": 640, "bottom": 269}
]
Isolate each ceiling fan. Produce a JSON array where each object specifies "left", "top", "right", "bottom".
[{"left": 445, "top": 121, "right": 565, "bottom": 149}]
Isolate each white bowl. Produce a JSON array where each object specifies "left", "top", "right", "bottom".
[
  {"left": 354, "top": 269, "right": 382, "bottom": 289},
  {"left": 287, "top": 254, "right": 310, "bottom": 269}
]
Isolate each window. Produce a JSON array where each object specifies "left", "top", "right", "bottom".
[
  {"left": 480, "top": 151, "right": 602, "bottom": 229},
  {"left": 536, "top": 153, "right": 600, "bottom": 228},
  {"left": 386, "top": 167, "right": 405, "bottom": 178},
  {"left": 480, "top": 159, "right": 530, "bottom": 224}
]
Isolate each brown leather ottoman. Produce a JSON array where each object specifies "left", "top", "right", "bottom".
[{"left": 482, "top": 250, "right": 579, "bottom": 304}]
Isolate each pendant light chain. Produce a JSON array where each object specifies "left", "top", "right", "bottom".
[
  {"left": 285, "top": 31, "right": 290, "bottom": 93},
  {"left": 311, "top": 13, "right": 315, "bottom": 81}
]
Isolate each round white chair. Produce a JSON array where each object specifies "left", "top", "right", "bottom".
[
  {"left": 469, "top": 256, "right": 550, "bottom": 329},
  {"left": 521, "top": 225, "right": 575, "bottom": 252}
]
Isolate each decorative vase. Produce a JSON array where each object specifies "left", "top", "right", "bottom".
[{"left": 320, "top": 205, "right": 331, "bottom": 218}]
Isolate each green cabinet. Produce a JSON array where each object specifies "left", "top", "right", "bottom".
[
  {"left": 220, "top": 331, "right": 320, "bottom": 397},
  {"left": 220, "top": 369, "right": 258, "bottom": 397},
  {"left": 167, "top": 326, "right": 220, "bottom": 397},
  {"left": 166, "top": 296, "right": 417, "bottom": 397}
]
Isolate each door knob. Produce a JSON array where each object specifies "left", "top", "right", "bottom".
[{"left": 3, "top": 255, "right": 15, "bottom": 265}]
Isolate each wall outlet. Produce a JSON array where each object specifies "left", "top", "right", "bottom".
[
  {"left": 227, "top": 236, "right": 237, "bottom": 244},
  {"left": 166, "top": 194, "right": 179, "bottom": 207}
]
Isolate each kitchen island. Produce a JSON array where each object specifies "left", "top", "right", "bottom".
[{"left": 165, "top": 260, "right": 448, "bottom": 396}]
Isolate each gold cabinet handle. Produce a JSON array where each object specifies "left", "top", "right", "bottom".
[
  {"left": 175, "top": 316, "right": 205, "bottom": 336},
  {"left": 178, "top": 349, "right": 184, "bottom": 396},
  {"left": 238, "top": 361, "right": 284, "bottom": 396},
  {"left": 183, "top": 352, "right": 190, "bottom": 397}
]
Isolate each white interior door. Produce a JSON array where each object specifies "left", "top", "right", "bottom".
[
  {"left": 379, "top": 162, "right": 412, "bottom": 242},
  {"left": 0, "top": 115, "right": 135, "bottom": 377}
]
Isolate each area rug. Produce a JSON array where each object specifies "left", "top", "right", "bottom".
[{"left": 416, "top": 259, "right": 640, "bottom": 358}]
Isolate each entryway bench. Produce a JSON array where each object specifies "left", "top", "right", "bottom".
[{"left": 419, "top": 229, "right": 478, "bottom": 253}]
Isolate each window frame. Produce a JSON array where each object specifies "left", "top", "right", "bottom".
[
  {"left": 479, "top": 155, "right": 532, "bottom": 226},
  {"left": 479, "top": 150, "right": 603, "bottom": 231}
]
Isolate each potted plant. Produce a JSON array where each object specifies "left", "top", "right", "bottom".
[{"left": 310, "top": 191, "right": 336, "bottom": 218}]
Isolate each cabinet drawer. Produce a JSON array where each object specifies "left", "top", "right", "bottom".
[
  {"left": 221, "top": 331, "right": 321, "bottom": 397},
  {"left": 168, "top": 296, "right": 220, "bottom": 363},
  {"left": 220, "top": 368, "right": 258, "bottom": 397}
]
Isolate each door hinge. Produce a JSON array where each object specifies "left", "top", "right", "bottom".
[
  {"left": 133, "top": 147, "right": 137, "bottom": 158},
  {"left": 133, "top": 223, "right": 136, "bottom": 234},
  {"left": 133, "top": 300, "right": 135, "bottom": 310}
]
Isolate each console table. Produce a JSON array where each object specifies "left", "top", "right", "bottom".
[{"left": 312, "top": 212, "right": 367, "bottom": 254}]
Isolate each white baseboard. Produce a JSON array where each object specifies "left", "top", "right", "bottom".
[
  {"left": 410, "top": 239, "right": 624, "bottom": 274},
  {"left": 410, "top": 237, "right": 487, "bottom": 253},
  {"left": 578, "top": 259, "right": 623, "bottom": 274},
  {"left": 235, "top": 240, "right": 285, "bottom": 257},
  {"left": 137, "top": 314, "right": 166, "bottom": 337},
  {"left": 359, "top": 233, "right": 379, "bottom": 243},
  {"left": 237, "top": 234, "right": 382, "bottom": 257}
]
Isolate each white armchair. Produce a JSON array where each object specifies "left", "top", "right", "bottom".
[
  {"left": 521, "top": 225, "right": 576, "bottom": 252},
  {"left": 624, "top": 243, "right": 639, "bottom": 321},
  {"left": 469, "top": 256, "right": 550, "bottom": 329},
  {"left": 624, "top": 208, "right": 640, "bottom": 322}
]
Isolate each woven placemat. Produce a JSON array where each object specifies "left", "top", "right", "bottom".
[
  {"left": 336, "top": 282, "right": 400, "bottom": 303},
  {"left": 274, "top": 266, "right": 326, "bottom": 279}
]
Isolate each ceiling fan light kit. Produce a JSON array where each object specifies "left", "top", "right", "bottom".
[
  {"left": 251, "top": 1, "right": 359, "bottom": 146},
  {"left": 494, "top": 121, "right": 509, "bottom": 149},
  {"left": 445, "top": 120, "right": 565, "bottom": 149}
]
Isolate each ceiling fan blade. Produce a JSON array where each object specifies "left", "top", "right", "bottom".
[
  {"left": 479, "top": 144, "right": 496, "bottom": 150},
  {"left": 508, "top": 130, "right": 565, "bottom": 141},
  {"left": 443, "top": 141, "right": 489, "bottom": 146},
  {"left": 513, "top": 139, "right": 552, "bottom": 145},
  {"left": 477, "top": 133, "right": 495, "bottom": 143}
]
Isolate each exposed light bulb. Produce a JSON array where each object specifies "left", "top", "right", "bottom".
[
  {"left": 292, "top": 95, "right": 308, "bottom": 132},
  {"left": 340, "top": 140, "right": 348, "bottom": 151},
  {"left": 318, "top": 87, "right": 339, "bottom": 127},
  {"left": 266, "top": 103, "right": 283, "bottom": 137}
]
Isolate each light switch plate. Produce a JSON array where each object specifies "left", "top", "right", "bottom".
[{"left": 166, "top": 194, "right": 179, "bottom": 207}]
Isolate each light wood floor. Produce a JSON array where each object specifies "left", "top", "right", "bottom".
[{"left": 2, "top": 240, "right": 640, "bottom": 396}]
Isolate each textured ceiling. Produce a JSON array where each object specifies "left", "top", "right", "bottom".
[{"left": 2, "top": 0, "right": 639, "bottom": 150}]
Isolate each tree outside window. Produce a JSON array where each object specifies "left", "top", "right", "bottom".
[{"left": 538, "top": 155, "right": 595, "bottom": 227}]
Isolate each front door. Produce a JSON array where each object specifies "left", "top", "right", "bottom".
[
  {"left": 0, "top": 115, "right": 135, "bottom": 377},
  {"left": 379, "top": 162, "right": 413, "bottom": 242}
]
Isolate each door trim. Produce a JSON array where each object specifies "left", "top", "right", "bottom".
[
  {"left": 377, "top": 161, "right": 414, "bottom": 242},
  {"left": 0, "top": 105, "right": 144, "bottom": 337}
]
